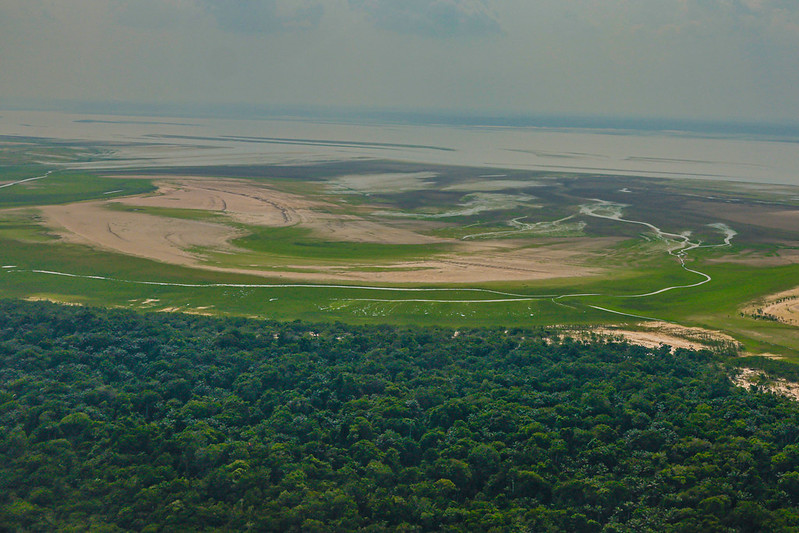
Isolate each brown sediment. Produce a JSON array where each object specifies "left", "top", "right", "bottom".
[
  {"left": 579, "top": 321, "right": 739, "bottom": 352},
  {"left": 732, "top": 367, "right": 799, "bottom": 401},
  {"left": 40, "top": 200, "right": 242, "bottom": 265},
  {"left": 741, "top": 287, "right": 799, "bottom": 326},
  {"left": 35, "top": 176, "right": 604, "bottom": 283},
  {"left": 700, "top": 203, "right": 799, "bottom": 233}
]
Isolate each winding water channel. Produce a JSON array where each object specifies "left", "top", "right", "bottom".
[{"left": 5, "top": 198, "right": 734, "bottom": 320}]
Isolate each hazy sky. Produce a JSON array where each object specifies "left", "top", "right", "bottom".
[{"left": 2, "top": 0, "right": 798, "bottom": 122}]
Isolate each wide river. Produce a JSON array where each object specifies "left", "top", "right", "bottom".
[{"left": 1, "top": 109, "right": 798, "bottom": 186}]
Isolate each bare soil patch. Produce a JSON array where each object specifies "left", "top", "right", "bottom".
[
  {"left": 280, "top": 244, "right": 600, "bottom": 283},
  {"left": 115, "top": 177, "right": 321, "bottom": 227},
  {"left": 117, "top": 177, "right": 444, "bottom": 246},
  {"left": 328, "top": 172, "right": 437, "bottom": 194},
  {"left": 743, "top": 286, "right": 799, "bottom": 326},
  {"left": 580, "top": 321, "right": 739, "bottom": 352},
  {"left": 444, "top": 179, "right": 543, "bottom": 192},
  {"left": 40, "top": 201, "right": 242, "bottom": 265},
  {"left": 36, "top": 176, "right": 605, "bottom": 283},
  {"left": 732, "top": 367, "right": 799, "bottom": 401}
]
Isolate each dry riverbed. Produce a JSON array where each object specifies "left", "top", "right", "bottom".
[{"left": 37, "top": 176, "right": 603, "bottom": 283}]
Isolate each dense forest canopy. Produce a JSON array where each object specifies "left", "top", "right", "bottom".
[{"left": 1, "top": 300, "right": 799, "bottom": 531}]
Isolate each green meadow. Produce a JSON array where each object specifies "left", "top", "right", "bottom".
[
  {"left": 0, "top": 171, "right": 155, "bottom": 208},
  {"left": 221, "top": 225, "right": 452, "bottom": 264},
  {"left": 3, "top": 222, "right": 799, "bottom": 358},
  {"left": 2, "top": 149, "right": 799, "bottom": 362}
]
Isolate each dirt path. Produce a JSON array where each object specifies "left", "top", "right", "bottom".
[{"left": 0, "top": 170, "right": 54, "bottom": 189}]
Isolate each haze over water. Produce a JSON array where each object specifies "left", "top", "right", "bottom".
[{"left": 2, "top": 109, "right": 798, "bottom": 187}]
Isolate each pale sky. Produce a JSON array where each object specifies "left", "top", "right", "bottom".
[{"left": 1, "top": 0, "right": 798, "bottom": 122}]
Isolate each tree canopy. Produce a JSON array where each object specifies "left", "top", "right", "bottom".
[{"left": 1, "top": 300, "right": 798, "bottom": 531}]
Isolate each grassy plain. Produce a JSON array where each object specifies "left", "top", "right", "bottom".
[
  {"left": 0, "top": 171, "right": 155, "bottom": 208},
  {"left": 2, "top": 139, "right": 799, "bottom": 359}
]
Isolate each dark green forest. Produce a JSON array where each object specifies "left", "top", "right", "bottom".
[{"left": 2, "top": 300, "right": 799, "bottom": 532}]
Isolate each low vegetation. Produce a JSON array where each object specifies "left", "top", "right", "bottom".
[{"left": 0, "top": 171, "right": 154, "bottom": 208}]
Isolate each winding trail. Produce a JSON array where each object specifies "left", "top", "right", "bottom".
[
  {"left": 0, "top": 170, "right": 54, "bottom": 189},
  {"left": 19, "top": 269, "right": 550, "bottom": 299},
  {"left": 6, "top": 198, "right": 735, "bottom": 319}
]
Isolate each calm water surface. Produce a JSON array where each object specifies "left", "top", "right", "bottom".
[{"left": 1, "top": 110, "right": 797, "bottom": 186}]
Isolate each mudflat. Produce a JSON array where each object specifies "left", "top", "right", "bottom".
[{"left": 39, "top": 176, "right": 602, "bottom": 283}]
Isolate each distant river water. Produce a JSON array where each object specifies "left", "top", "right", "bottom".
[{"left": 1, "top": 109, "right": 798, "bottom": 187}]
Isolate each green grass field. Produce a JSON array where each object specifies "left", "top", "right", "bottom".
[
  {"left": 3, "top": 224, "right": 798, "bottom": 357},
  {"left": 0, "top": 171, "right": 155, "bottom": 208},
  {"left": 2, "top": 146, "right": 799, "bottom": 362},
  {"left": 226, "top": 225, "right": 452, "bottom": 263}
]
